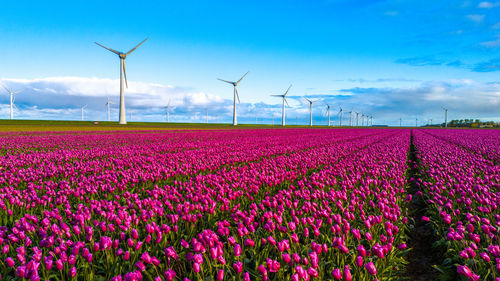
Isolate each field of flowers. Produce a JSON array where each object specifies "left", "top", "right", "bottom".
[
  {"left": 412, "top": 130, "right": 499, "bottom": 281},
  {"left": 0, "top": 128, "right": 497, "bottom": 281}
]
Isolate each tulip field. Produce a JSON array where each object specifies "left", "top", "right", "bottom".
[{"left": 0, "top": 128, "right": 498, "bottom": 281}]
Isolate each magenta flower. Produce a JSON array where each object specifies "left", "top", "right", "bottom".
[
  {"left": 234, "top": 244, "right": 242, "bottom": 256},
  {"left": 164, "top": 269, "right": 176, "bottom": 281},
  {"left": 233, "top": 261, "right": 243, "bottom": 273},
  {"left": 344, "top": 265, "right": 352, "bottom": 281},
  {"left": 457, "top": 265, "right": 473, "bottom": 278},
  {"left": 217, "top": 269, "right": 224, "bottom": 281},
  {"left": 365, "top": 262, "right": 377, "bottom": 275},
  {"left": 331, "top": 268, "right": 342, "bottom": 280},
  {"left": 5, "top": 257, "right": 15, "bottom": 267}
]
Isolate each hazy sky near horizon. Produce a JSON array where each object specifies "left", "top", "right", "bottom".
[{"left": 0, "top": 0, "right": 499, "bottom": 125}]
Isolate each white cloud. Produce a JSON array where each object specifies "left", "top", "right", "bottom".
[
  {"left": 466, "top": 14, "right": 485, "bottom": 23},
  {"left": 478, "top": 1, "right": 500, "bottom": 8},
  {"left": 481, "top": 37, "right": 500, "bottom": 48},
  {"left": 492, "top": 22, "right": 500, "bottom": 29},
  {"left": 384, "top": 11, "right": 399, "bottom": 16}
]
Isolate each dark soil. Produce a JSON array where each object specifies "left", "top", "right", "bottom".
[{"left": 404, "top": 132, "right": 443, "bottom": 281}]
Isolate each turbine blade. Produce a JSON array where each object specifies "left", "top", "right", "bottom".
[
  {"left": 284, "top": 97, "right": 289, "bottom": 106},
  {"left": 270, "top": 94, "right": 283, "bottom": 97},
  {"left": 235, "top": 87, "right": 240, "bottom": 103},
  {"left": 284, "top": 84, "right": 292, "bottom": 96},
  {"left": 126, "top": 38, "right": 148, "bottom": 56},
  {"left": 168, "top": 99, "right": 171, "bottom": 107},
  {"left": 304, "top": 97, "right": 311, "bottom": 102},
  {"left": 235, "top": 71, "right": 249, "bottom": 85},
  {"left": 2, "top": 85, "right": 9, "bottom": 93},
  {"left": 95, "top": 42, "right": 121, "bottom": 55},
  {"left": 217, "top": 78, "right": 234, "bottom": 84},
  {"left": 14, "top": 89, "right": 23, "bottom": 95},
  {"left": 123, "top": 60, "right": 129, "bottom": 88}
]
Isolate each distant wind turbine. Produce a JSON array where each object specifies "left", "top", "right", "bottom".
[
  {"left": 338, "top": 106, "right": 343, "bottom": 127},
  {"left": 81, "top": 105, "right": 87, "bottom": 121},
  {"left": 348, "top": 110, "right": 353, "bottom": 127},
  {"left": 355, "top": 112, "right": 359, "bottom": 126},
  {"left": 217, "top": 71, "right": 249, "bottom": 126},
  {"left": 304, "top": 97, "right": 319, "bottom": 127},
  {"left": 105, "top": 97, "right": 113, "bottom": 121},
  {"left": 324, "top": 103, "right": 332, "bottom": 127},
  {"left": 2, "top": 85, "right": 23, "bottom": 120},
  {"left": 95, "top": 38, "right": 148, "bottom": 125},
  {"left": 165, "top": 99, "right": 171, "bottom": 122},
  {"left": 271, "top": 84, "right": 292, "bottom": 127},
  {"left": 442, "top": 107, "right": 448, "bottom": 128}
]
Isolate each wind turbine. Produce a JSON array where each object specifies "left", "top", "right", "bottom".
[
  {"left": 355, "top": 112, "right": 359, "bottom": 126},
  {"left": 105, "top": 97, "right": 113, "bottom": 121},
  {"left": 271, "top": 84, "right": 292, "bottom": 127},
  {"left": 95, "top": 38, "right": 148, "bottom": 125},
  {"left": 164, "top": 99, "right": 172, "bottom": 122},
  {"left": 415, "top": 117, "right": 418, "bottom": 127},
  {"left": 399, "top": 118, "right": 402, "bottom": 127},
  {"left": 324, "top": 103, "right": 332, "bottom": 127},
  {"left": 217, "top": 71, "right": 249, "bottom": 126},
  {"left": 2, "top": 85, "right": 23, "bottom": 120},
  {"left": 338, "top": 106, "right": 343, "bottom": 127},
  {"left": 304, "top": 97, "right": 319, "bottom": 126},
  {"left": 442, "top": 107, "right": 448, "bottom": 128},
  {"left": 81, "top": 105, "right": 87, "bottom": 121},
  {"left": 348, "top": 110, "right": 353, "bottom": 127}
]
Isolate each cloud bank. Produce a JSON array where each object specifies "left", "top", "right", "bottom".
[{"left": 0, "top": 76, "right": 498, "bottom": 126}]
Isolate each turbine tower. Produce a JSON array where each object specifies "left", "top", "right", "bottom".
[
  {"left": 95, "top": 38, "right": 148, "bottom": 125},
  {"left": 2, "top": 85, "right": 23, "bottom": 120},
  {"left": 81, "top": 105, "right": 87, "bottom": 121},
  {"left": 324, "top": 103, "right": 332, "bottom": 127},
  {"left": 399, "top": 118, "right": 402, "bottom": 127},
  {"left": 105, "top": 97, "right": 113, "bottom": 121},
  {"left": 217, "top": 71, "right": 249, "bottom": 126},
  {"left": 442, "top": 107, "right": 448, "bottom": 128},
  {"left": 348, "top": 110, "right": 353, "bottom": 127},
  {"left": 304, "top": 97, "right": 319, "bottom": 127},
  {"left": 355, "top": 112, "right": 359, "bottom": 126},
  {"left": 271, "top": 84, "right": 292, "bottom": 127}
]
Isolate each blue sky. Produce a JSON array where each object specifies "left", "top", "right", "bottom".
[{"left": 0, "top": 0, "right": 499, "bottom": 125}]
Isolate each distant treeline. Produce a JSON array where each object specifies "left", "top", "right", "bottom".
[{"left": 425, "top": 119, "right": 500, "bottom": 128}]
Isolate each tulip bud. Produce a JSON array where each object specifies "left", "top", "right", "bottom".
[
  {"left": 332, "top": 268, "right": 342, "bottom": 280},
  {"left": 365, "top": 262, "right": 377, "bottom": 275}
]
